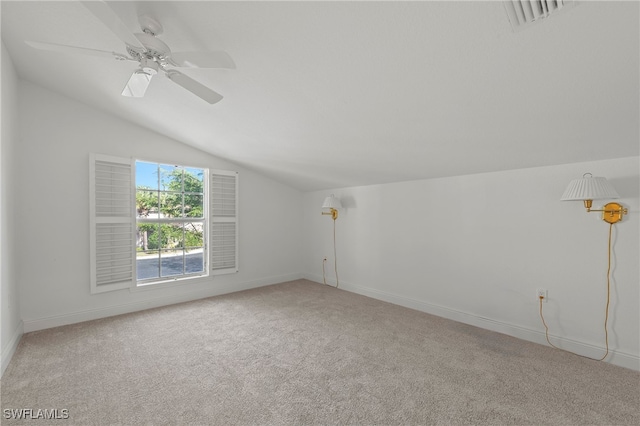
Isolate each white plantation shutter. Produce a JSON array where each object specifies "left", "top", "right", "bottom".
[
  {"left": 90, "top": 154, "right": 135, "bottom": 293},
  {"left": 504, "top": 0, "right": 572, "bottom": 31},
  {"left": 210, "top": 170, "right": 238, "bottom": 275}
]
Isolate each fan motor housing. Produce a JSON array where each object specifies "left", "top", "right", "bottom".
[
  {"left": 134, "top": 33, "right": 170, "bottom": 58},
  {"left": 139, "top": 57, "right": 158, "bottom": 75}
]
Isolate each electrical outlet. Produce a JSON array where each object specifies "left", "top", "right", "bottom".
[{"left": 537, "top": 288, "right": 548, "bottom": 302}]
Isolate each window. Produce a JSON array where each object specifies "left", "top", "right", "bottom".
[
  {"left": 135, "top": 161, "right": 206, "bottom": 284},
  {"left": 90, "top": 154, "right": 238, "bottom": 294}
]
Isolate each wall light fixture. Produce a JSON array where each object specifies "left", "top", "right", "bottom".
[
  {"left": 321, "top": 194, "right": 342, "bottom": 288},
  {"left": 561, "top": 173, "right": 628, "bottom": 224},
  {"left": 551, "top": 172, "right": 628, "bottom": 360},
  {"left": 321, "top": 194, "right": 342, "bottom": 220}
]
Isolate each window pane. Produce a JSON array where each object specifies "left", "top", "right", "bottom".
[
  {"left": 160, "top": 165, "right": 182, "bottom": 192},
  {"left": 160, "top": 223, "right": 183, "bottom": 250},
  {"left": 184, "top": 222, "right": 204, "bottom": 247},
  {"left": 137, "top": 223, "right": 160, "bottom": 251},
  {"left": 185, "top": 251, "right": 204, "bottom": 275},
  {"left": 161, "top": 250, "right": 183, "bottom": 277},
  {"left": 184, "top": 194, "right": 203, "bottom": 218},
  {"left": 135, "top": 161, "right": 159, "bottom": 190},
  {"left": 160, "top": 192, "right": 183, "bottom": 218},
  {"left": 136, "top": 189, "right": 159, "bottom": 218},
  {"left": 184, "top": 167, "right": 204, "bottom": 193},
  {"left": 137, "top": 251, "right": 159, "bottom": 280}
]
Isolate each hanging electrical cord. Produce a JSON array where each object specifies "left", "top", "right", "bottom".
[
  {"left": 539, "top": 223, "right": 613, "bottom": 361},
  {"left": 321, "top": 218, "right": 339, "bottom": 288},
  {"left": 333, "top": 217, "right": 339, "bottom": 288},
  {"left": 322, "top": 258, "right": 327, "bottom": 285}
]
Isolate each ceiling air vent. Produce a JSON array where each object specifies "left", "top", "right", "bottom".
[{"left": 504, "top": 0, "right": 574, "bottom": 31}]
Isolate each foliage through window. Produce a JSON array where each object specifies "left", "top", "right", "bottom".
[{"left": 135, "top": 161, "right": 206, "bottom": 283}]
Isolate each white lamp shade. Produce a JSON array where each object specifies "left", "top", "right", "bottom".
[
  {"left": 322, "top": 194, "right": 342, "bottom": 209},
  {"left": 561, "top": 175, "right": 619, "bottom": 201}
]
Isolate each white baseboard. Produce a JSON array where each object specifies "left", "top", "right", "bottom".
[
  {"left": 1, "top": 321, "right": 23, "bottom": 377},
  {"left": 23, "top": 273, "right": 303, "bottom": 333},
  {"left": 303, "top": 273, "right": 639, "bottom": 371}
]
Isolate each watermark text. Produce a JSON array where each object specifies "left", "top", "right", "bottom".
[{"left": 3, "top": 408, "right": 69, "bottom": 420}]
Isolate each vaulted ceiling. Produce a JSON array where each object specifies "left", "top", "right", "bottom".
[{"left": 2, "top": 1, "right": 638, "bottom": 191}]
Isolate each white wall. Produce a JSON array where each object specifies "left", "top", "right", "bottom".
[
  {"left": 1, "top": 42, "right": 23, "bottom": 375},
  {"left": 5, "top": 68, "right": 638, "bottom": 375},
  {"left": 304, "top": 158, "right": 639, "bottom": 370},
  {"left": 16, "top": 80, "right": 303, "bottom": 332}
]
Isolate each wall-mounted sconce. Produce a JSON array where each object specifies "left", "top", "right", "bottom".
[
  {"left": 553, "top": 172, "right": 628, "bottom": 361},
  {"left": 321, "top": 194, "right": 342, "bottom": 288},
  {"left": 561, "top": 173, "right": 628, "bottom": 224},
  {"left": 321, "top": 194, "right": 342, "bottom": 220}
]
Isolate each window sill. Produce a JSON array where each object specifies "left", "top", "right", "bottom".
[{"left": 130, "top": 274, "right": 213, "bottom": 292}]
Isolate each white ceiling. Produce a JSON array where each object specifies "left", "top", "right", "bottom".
[{"left": 2, "top": 1, "right": 638, "bottom": 191}]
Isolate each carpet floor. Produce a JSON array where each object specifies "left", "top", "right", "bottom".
[{"left": 1, "top": 279, "right": 638, "bottom": 425}]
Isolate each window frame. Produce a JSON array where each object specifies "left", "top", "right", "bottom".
[{"left": 135, "top": 160, "right": 209, "bottom": 286}]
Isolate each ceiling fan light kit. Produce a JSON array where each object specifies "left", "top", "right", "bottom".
[
  {"left": 25, "top": 1, "right": 234, "bottom": 104},
  {"left": 121, "top": 55, "right": 159, "bottom": 98}
]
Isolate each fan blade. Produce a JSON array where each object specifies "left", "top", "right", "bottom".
[
  {"left": 25, "top": 40, "right": 131, "bottom": 61},
  {"left": 170, "top": 51, "right": 236, "bottom": 69},
  {"left": 165, "top": 70, "right": 223, "bottom": 104},
  {"left": 122, "top": 70, "right": 153, "bottom": 97},
  {"left": 81, "top": 1, "right": 144, "bottom": 50}
]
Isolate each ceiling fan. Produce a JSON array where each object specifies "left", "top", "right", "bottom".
[{"left": 25, "top": 1, "right": 235, "bottom": 104}]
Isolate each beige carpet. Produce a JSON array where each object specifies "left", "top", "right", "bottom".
[{"left": 1, "top": 279, "right": 638, "bottom": 425}]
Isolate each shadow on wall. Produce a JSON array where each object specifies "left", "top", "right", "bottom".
[
  {"left": 339, "top": 195, "right": 357, "bottom": 210},
  {"left": 608, "top": 176, "right": 639, "bottom": 200},
  {"left": 607, "top": 175, "right": 639, "bottom": 218}
]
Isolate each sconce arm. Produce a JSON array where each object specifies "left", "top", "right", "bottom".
[
  {"left": 583, "top": 202, "right": 627, "bottom": 224},
  {"left": 321, "top": 208, "right": 339, "bottom": 220},
  {"left": 587, "top": 207, "right": 629, "bottom": 214}
]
